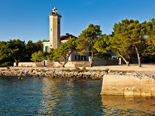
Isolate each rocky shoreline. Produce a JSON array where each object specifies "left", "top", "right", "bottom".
[{"left": 0, "top": 67, "right": 155, "bottom": 80}]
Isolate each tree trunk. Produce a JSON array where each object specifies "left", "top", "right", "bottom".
[
  {"left": 57, "top": 60, "right": 63, "bottom": 66},
  {"left": 62, "top": 59, "right": 68, "bottom": 67},
  {"left": 62, "top": 51, "right": 72, "bottom": 67},
  {"left": 14, "top": 58, "right": 19, "bottom": 67},
  {"left": 117, "top": 51, "right": 129, "bottom": 66},
  {"left": 135, "top": 46, "right": 141, "bottom": 67},
  {"left": 90, "top": 46, "right": 93, "bottom": 67}
]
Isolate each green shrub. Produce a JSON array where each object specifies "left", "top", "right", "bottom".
[
  {"left": 103, "top": 68, "right": 109, "bottom": 73},
  {"left": 72, "top": 68, "right": 89, "bottom": 73},
  {"left": 31, "top": 69, "right": 35, "bottom": 72},
  {"left": 92, "top": 69, "right": 102, "bottom": 72},
  {"left": 40, "top": 69, "right": 46, "bottom": 72},
  {"left": 62, "top": 69, "right": 71, "bottom": 72},
  {"left": 0, "top": 62, "right": 13, "bottom": 67},
  {"left": 7, "top": 66, "right": 10, "bottom": 70}
]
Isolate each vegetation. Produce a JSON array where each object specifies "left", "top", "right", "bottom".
[
  {"left": 0, "top": 39, "right": 43, "bottom": 67},
  {"left": 77, "top": 24, "right": 102, "bottom": 67},
  {"left": 1, "top": 18, "right": 155, "bottom": 67},
  {"left": 53, "top": 37, "right": 78, "bottom": 67}
]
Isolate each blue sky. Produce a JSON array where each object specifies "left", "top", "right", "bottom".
[{"left": 0, "top": 0, "right": 155, "bottom": 43}]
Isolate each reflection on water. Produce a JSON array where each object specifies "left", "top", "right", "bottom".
[
  {"left": 101, "top": 95, "right": 155, "bottom": 115},
  {"left": 38, "top": 77, "right": 102, "bottom": 115},
  {"left": 0, "top": 76, "right": 155, "bottom": 115}
]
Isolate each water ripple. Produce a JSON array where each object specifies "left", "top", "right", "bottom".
[{"left": 0, "top": 76, "right": 155, "bottom": 115}]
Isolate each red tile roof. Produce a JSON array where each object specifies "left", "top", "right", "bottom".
[
  {"left": 60, "top": 34, "right": 77, "bottom": 40},
  {"left": 43, "top": 40, "right": 50, "bottom": 42},
  {"left": 43, "top": 33, "right": 77, "bottom": 42}
]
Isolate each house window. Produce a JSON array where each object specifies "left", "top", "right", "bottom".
[
  {"left": 45, "top": 46, "right": 48, "bottom": 52},
  {"left": 75, "top": 55, "right": 80, "bottom": 61},
  {"left": 81, "top": 56, "right": 86, "bottom": 61}
]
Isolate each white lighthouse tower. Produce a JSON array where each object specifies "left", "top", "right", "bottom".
[{"left": 49, "top": 7, "right": 62, "bottom": 49}]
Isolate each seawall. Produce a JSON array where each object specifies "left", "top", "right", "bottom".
[{"left": 101, "top": 75, "right": 155, "bottom": 97}]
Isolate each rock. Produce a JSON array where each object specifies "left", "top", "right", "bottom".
[{"left": 18, "top": 76, "right": 23, "bottom": 79}]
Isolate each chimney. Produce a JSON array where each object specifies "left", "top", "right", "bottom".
[{"left": 66, "top": 33, "right": 69, "bottom": 36}]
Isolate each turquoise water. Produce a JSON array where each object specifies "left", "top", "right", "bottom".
[{"left": 0, "top": 76, "right": 155, "bottom": 115}]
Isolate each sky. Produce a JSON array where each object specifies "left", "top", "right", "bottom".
[{"left": 0, "top": 0, "right": 155, "bottom": 43}]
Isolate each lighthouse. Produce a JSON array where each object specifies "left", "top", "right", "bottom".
[{"left": 49, "top": 7, "right": 62, "bottom": 49}]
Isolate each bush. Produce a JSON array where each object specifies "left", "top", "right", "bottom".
[
  {"left": 103, "top": 68, "right": 109, "bottom": 73},
  {"left": 40, "top": 69, "right": 46, "bottom": 72},
  {"left": 62, "top": 69, "right": 71, "bottom": 72},
  {"left": 7, "top": 66, "right": 10, "bottom": 70},
  {"left": 0, "top": 62, "right": 13, "bottom": 67},
  {"left": 31, "top": 69, "right": 35, "bottom": 72},
  {"left": 72, "top": 66, "right": 89, "bottom": 73}
]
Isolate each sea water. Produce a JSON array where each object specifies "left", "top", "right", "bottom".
[{"left": 0, "top": 76, "right": 155, "bottom": 115}]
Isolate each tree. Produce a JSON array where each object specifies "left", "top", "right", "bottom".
[
  {"left": 140, "top": 19, "right": 155, "bottom": 61},
  {"left": 77, "top": 24, "right": 102, "bottom": 67},
  {"left": 142, "top": 41, "right": 155, "bottom": 60},
  {"left": 31, "top": 51, "right": 44, "bottom": 62},
  {"left": 0, "top": 41, "right": 14, "bottom": 66},
  {"left": 53, "top": 37, "right": 77, "bottom": 67},
  {"left": 110, "top": 19, "right": 133, "bottom": 66},
  {"left": 22, "top": 40, "right": 36, "bottom": 62},
  {"left": 46, "top": 49, "right": 54, "bottom": 60},
  {"left": 0, "top": 41, "right": 8, "bottom": 61},
  {"left": 7, "top": 39, "right": 26, "bottom": 66},
  {"left": 95, "top": 34, "right": 111, "bottom": 53},
  {"left": 34, "top": 40, "right": 43, "bottom": 51},
  {"left": 113, "top": 18, "right": 146, "bottom": 67}
]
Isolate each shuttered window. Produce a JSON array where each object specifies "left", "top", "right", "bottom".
[
  {"left": 81, "top": 56, "right": 86, "bottom": 61},
  {"left": 45, "top": 46, "right": 48, "bottom": 52},
  {"left": 75, "top": 55, "right": 80, "bottom": 61}
]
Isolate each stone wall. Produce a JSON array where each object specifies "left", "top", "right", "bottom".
[
  {"left": 101, "top": 75, "right": 155, "bottom": 97},
  {"left": 15, "top": 60, "right": 117, "bottom": 67},
  {"left": 93, "top": 59, "right": 119, "bottom": 66},
  {"left": 14, "top": 62, "right": 37, "bottom": 67},
  {"left": 73, "top": 61, "right": 90, "bottom": 67},
  {"left": 51, "top": 61, "right": 90, "bottom": 67},
  {"left": 35, "top": 62, "right": 43, "bottom": 67}
]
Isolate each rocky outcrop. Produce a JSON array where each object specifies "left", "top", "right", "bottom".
[{"left": 0, "top": 69, "right": 106, "bottom": 80}]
